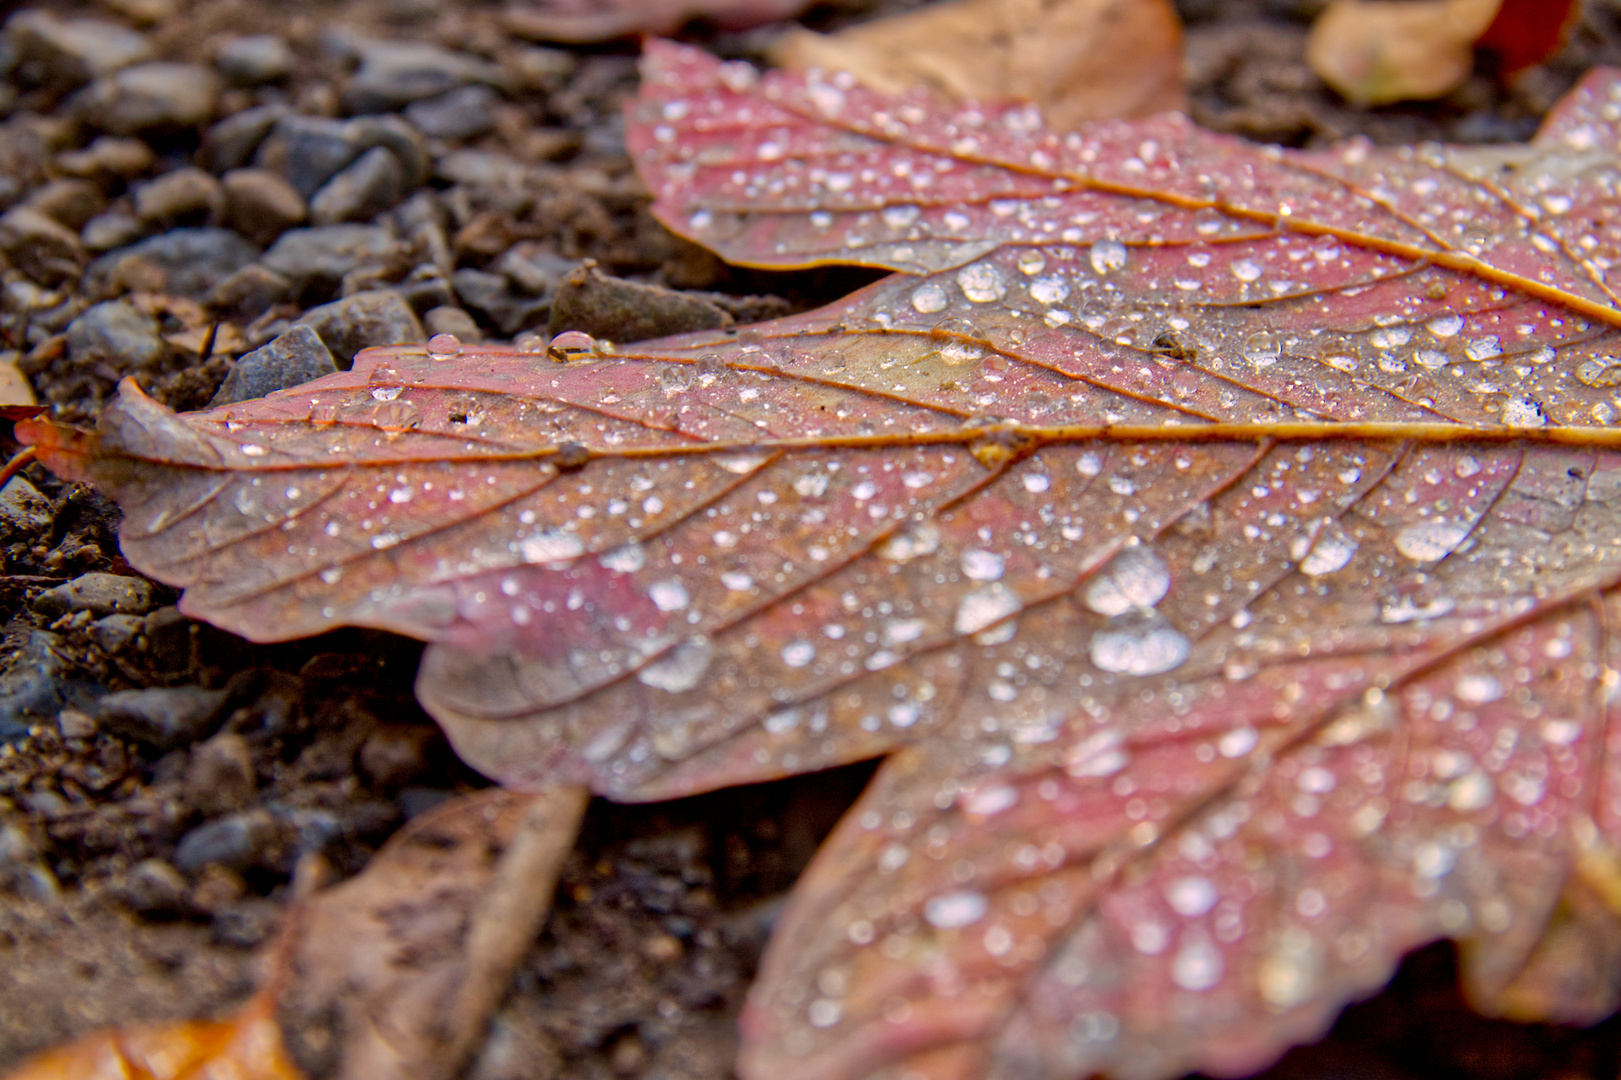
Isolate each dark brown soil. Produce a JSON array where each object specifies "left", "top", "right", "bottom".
[{"left": 3, "top": 1, "right": 1621, "bottom": 1078}]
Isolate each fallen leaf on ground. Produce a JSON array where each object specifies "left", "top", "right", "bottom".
[
  {"left": 500, "top": 0, "right": 808, "bottom": 44},
  {"left": 276, "top": 786, "right": 588, "bottom": 1080},
  {"left": 1308, "top": 0, "right": 1576, "bottom": 106},
  {"left": 2, "top": 982, "right": 299, "bottom": 1080},
  {"left": 23, "top": 41, "right": 1621, "bottom": 1080},
  {"left": 771, "top": 0, "right": 1184, "bottom": 130}
]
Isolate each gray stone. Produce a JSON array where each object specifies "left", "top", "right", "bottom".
[
  {"left": 0, "top": 477, "right": 50, "bottom": 537},
  {"left": 346, "top": 115, "right": 430, "bottom": 189},
  {"left": 87, "top": 613, "right": 144, "bottom": 654},
  {"left": 404, "top": 84, "right": 497, "bottom": 140},
  {"left": 508, "top": 45, "right": 575, "bottom": 94},
  {"left": 253, "top": 113, "right": 370, "bottom": 198},
  {"left": 80, "top": 211, "right": 147, "bottom": 253},
  {"left": 205, "top": 263, "right": 292, "bottom": 322},
  {"left": 174, "top": 807, "right": 278, "bottom": 872},
  {"left": 452, "top": 267, "right": 545, "bottom": 335},
  {"left": 0, "top": 205, "right": 84, "bottom": 285},
  {"left": 0, "top": 632, "right": 70, "bottom": 741},
  {"left": 309, "top": 145, "right": 404, "bottom": 225},
  {"left": 87, "top": 227, "right": 260, "bottom": 301},
  {"left": 96, "top": 685, "right": 228, "bottom": 748},
  {"left": 0, "top": 823, "right": 59, "bottom": 901},
  {"left": 66, "top": 299, "right": 163, "bottom": 370},
  {"left": 423, "top": 305, "right": 481, "bottom": 342},
  {"left": 5, "top": 11, "right": 152, "bottom": 89},
  {"left": 221, "top": 168, "right": 305, "bottom": 246},
  {"left": 391, "top": 264, "right": 456, "bottom": 313},
  {"left": 184, "top": 732, "right": 256, "bottom": 815},
  {"left": 203, "top": 102, "right": 288, "bottom": 174},
  {"left": 34, "top": 572, "right": 157, "bottom": 618},
  {"left": 296, "top": 288, "right": 423, "bottom": 366},
  {"left": 54, "top": 135, "right": 155, "bottom": 180},
  {"left": 210, "top": 324, "right": 337, "bottom": 405},
  {"left": 133, "top": 166, "right": 223, "bottom": 226},
  {"left": 341, "top": 40, "right": 503, "bottom": 114},
  {"left": 435, "top": 149, "right": 528, "bottom": 189},
  {"left": 80, "top": 61, "right": 220, "bottom": 134},
  {"left": 115, "top": 858, "right": 189, "bottom": 915},
  {"left": 214, "top": 34, "right": 291, "bottom": 86},
  {"left": 497, "top": 243, "right": 573, "bottom": 296},
  {"left": 260, "top": 223, "right": 399, "bottom": 293}
]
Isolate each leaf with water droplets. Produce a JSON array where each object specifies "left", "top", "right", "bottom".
[{"left": 24, "top": 45, "right": 1621, "bottom": 1080}]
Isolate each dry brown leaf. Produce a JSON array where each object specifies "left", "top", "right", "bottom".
[
  {"left": 1305, "top": 0, "right": 1582, "bottom": 106},
  {"left": 275, "top": 786, "right": 589, "bottom": 1080},
  {"left": 2, "top": 987, "right": 300, "bottom": 1080},
  {"left": 501, "top": 0, "right": 810, "bottom": 44},
  {"left": 771, "top": 0, "right": 1184, "bottom": 130}
]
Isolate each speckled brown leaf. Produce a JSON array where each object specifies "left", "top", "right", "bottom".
[
  {"left": 500, "top": 0, "right": 809, "bottom": 44},
  {"left": 23, "top": 45, "right": 1621, "bottom": 1080},
  {"left": 275, "top": 786, "right": 587, "bottom": 1080}
]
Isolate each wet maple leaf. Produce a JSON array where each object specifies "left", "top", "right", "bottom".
[{"left": 23, "top": 42, "right": 1621, "bottom": 1080}]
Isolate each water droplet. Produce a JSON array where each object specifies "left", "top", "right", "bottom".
[
  {"left": 1394, "top": 520, "right": 1469, "bottom": 562},
  {"left": 1090, "top": 240, "right": 1129, "bottom": 274},
  {"left": 721, "top": 570, "right": 753, "bottom": 591},
  {"left": 546, "top": 330, "right": 597, "bottom": 362},
  {"left": 911, "top": 282, "right": 949, "bottom": 314},
  {"left": 426, "top": 333, "right": 461, "bottom": 360},
  {"left": 1502, "top": 397, "right": 1545, "bottom": 427},
  {"left": 781, "top": 640, "right": 816, "bottom": 668},
  {"left": 1369, "top": 327, "right": 1412, "bottom": 349},
  {"left": 879, "top": 522, "right": 941, "bottom": 562},
  {"left": 1455, "top": 674, "right": 1502, "bottom": 703},
  {"left": 964, "top": 785, "right": 1018, "bottom": 816},
  {"left": 520, "top": 530, "right": 584, "bottom": 563},
  {"left": 1166, "top": 876, "right": 1218, "bottom": 917},
  {"left": 961, "top": 549, "right": 1006, "bottom": 581},
  {"left": 1242, "top": 331, "right": 1279, "bottom": 367},
  {"left": 371, "top": 387, "right": 402, "bottom": 401},
  {"left": 1029, "top": 276, "right": 1070, "bottom": 305},
  {"left": 1465, "top": 336, "right": 1502, "bottom": 361},
  {"left": 1017, "top": 250, "right": 1046, "bottom": 275},
  {"left": 599, "top": 544, "right": 646, "bottom": 573},
  {"left": 1414, "top": 349, "right": 1448, "bottom": 369},
  {"left": 1449, "top": 771, "right": 1494, "bottom": 811},
  {"left": 956, "top": 263, "right": 1007, "bottom": 303},
  {"left": 1171, "top": 934, "right": 1224, "bottom": 991},
  {"left": 1578, "top": 357, "right": 1621, "bottom": 387},
  {"left": 1231, "top": 259, "right": 1262, "bottom": 282},
  {"left": 1426, "top": 314, "right": 1463, "bottom": 338},
  {"left": 955, "top": 583, "right": 1022, "bottom": 634},
  {"left": 1259, "top": 929, "right": 1319, "bottom": 1007},
  {"left": 1299, "top": 523, "right": 1358, "bottom": 576},
  {"left": 1023, "top": 472, "right": 1050, "bottom": 493},
  {"left": 925, "top": 891, "right": 988, "bottom": 929},
  {"left": 1218, "top": 728, "right": 1258, "bottom": 758},
  {"left": 1085, "top": 547, "right": 1170, "bottom": 615},
  {"left": 1090, "top": 615, "right": 1189, "bottom": 675},
  {"left": 1131, "top": 921, "right": 1169, "bottom": 955},
  {"left": 648, "top": 579, "right": 690, "bottom": 611},
  {"left": 883, "top": 204, "right": 920, "bottom": 229},
  {"left": 1066, "top": 729, "right": 1129, "bottom": 777},
  {"left": 638, "top": 638, "right": 713, "bottom": 693},
  {"left": 516, "top": 331, "right": 547, "bottom": 354}
]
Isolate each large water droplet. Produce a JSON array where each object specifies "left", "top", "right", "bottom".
[
  {"left": 1090, "top": 240, "right": 1129, "bottom": 274},
  {"left": 955, "top": 583, "right": 1022, "bottom": 634},
  {"left": 1084, "top": 546, "right": 1171, "bottom": 616},
  {"left": 648, "top": 578, "right": 690, "bottom": 611},
  {"left": 1171, "top": 934, "right": 1224, "bottom": 991},
  {"left": 520, "top": 530, "right": 584, "bottom": 563},
  {"left": 911, "top": 281, "right": 949, "bottom": 314},
  {"left": 1394, "top": 520, "right": 1469, "bottom": 562},
  {"left": 1166, "top": 876, "right": 1218, "bottom": 917},
  {"left": 1029, "top": 276, "right": 1070, "bottom": 305},
  {"left": 1089, "top": 614, "right": 1189, "bottom": 675},
  {"left": 638, "top": 637, "right": 713, "bottom": 693},
  {"left": 924, "top": 891, "right": 987, "bottom": 929},
  {"left": 1298, "top": 522, "right": 1358, "bottom": 577},
  {"left": 957, "top": 263, "right": 1007, "bottom": 303},
  {"left": 961, "top": 549, "right": 1006, "bottom": 581}
]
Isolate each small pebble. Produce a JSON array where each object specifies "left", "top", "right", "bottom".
[
  {"left": 260, "top": 223, "right": 400, "bottom": 293},
  {"left": 296, "top": 288, "right": 424, "bottom": 365},
  {"left": 0, "top": 206, "right": 85, "bottom": 285},
  {"left": 221, "top": 167, "right": 306, "bottom": 246},
  {"left": 341, "top": 39, "right": 503, "bottom": 113},
  {"left": 80, "top": 211, "right": 148, "bottom": 253},
  {"left": 210, "top": 323, "right": 337, "bottom": 405},
  {"left": 115, "top": 858, "right": 190, "bottom": 915},
  {"left": 309, "top": 145, "right": 405, "bottom": 225},
  {"left": 86, "top": 613, "right": 144, "bottom": 654},
  {"left": 87, "top": 226, "right": 260, "bottom": 301},
  {"left": 205, "top": 263, "right": 293, "bottom": 322},
  {"left": 95, "top": 685, "right": 229, "bottom": 748},
  {"left": 5, "top": 11, "right": 153, "bottom": 88},
  {"left": 0, "top": 476, "right": 51, "bottom": 536},
  {"left": 65, "top": 299, "right": 163, "bottom": 370},
  {"left": 56, "top": 708, "right": 98, "bottom": 739},
  {"left": 174, "top": 807, "right": 278, "bottom": 872},
  {"left": 204, "top": 102, "right": 289, "bottom": 174},
  {"left": 54, "top": 135, "right": 155, "bottom": 180},
  {"left": 34, "top": 571, "right": 157, "bottom": 618},
  {"left": 79, "top": 61, "right": 221, "bottom": 134},
  {"left": 24, "top": 178, "right": 107, "bottom": 229},
  {"left": 404, "top": 84, "right": 498, "bottom": 141},
  {"left": 214, "top": 34, "right": 292, "bottom": 85},
  {"left": 133, "top": 166, "right": 224, "bottom": 226},
  {"left": 185, "top": 731, "right": 257, "bottom": 815},
  {"left": 423, "top": 305, "right": 481, "bottom": 342}
]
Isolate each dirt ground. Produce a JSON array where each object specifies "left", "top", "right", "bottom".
[{"left": 5, "top": 0, "right": 1621, "bottom": 1077}]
